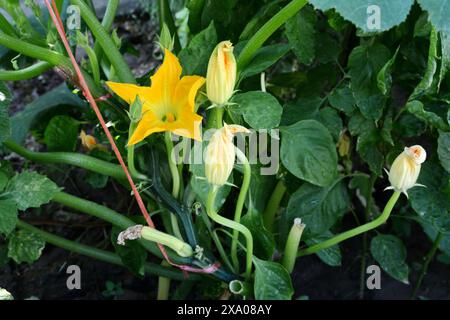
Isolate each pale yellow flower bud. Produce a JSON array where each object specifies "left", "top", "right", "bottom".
[
  {"left": 206, "top": 41, "right": 236, "bottom": 106},
  {"left": 204, "top": 124, "right": 249, "bottom": 186},
  {"left": 80, "top": 130, "right": 98, "bottom": 151},
  {"left": 386, "top": 145, "right": 427, "bottom": 197}
]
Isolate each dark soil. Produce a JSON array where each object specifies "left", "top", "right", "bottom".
[{"left": 1, "top": 10, "right": 449, "bottom": 301}]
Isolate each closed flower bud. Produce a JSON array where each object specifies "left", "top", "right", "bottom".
[
  {"left": 204, "top": 124, "right": 249, "bottom": 186},
  {"left": 386, "top": 145, "right": 426, "bottom": 197},
  {"left": 206, "top": 41, "right": 236, "bottom": 106}
]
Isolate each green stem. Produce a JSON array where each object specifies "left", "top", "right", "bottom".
[
  {"left": 263, "top": 179, "right": 287, "bottom": 232},
  {"left": 207, "top": 107, "right": 224, "bottom": 129},
  {"left": 0, "top": 13, "right": 18, "bottom": 37},
  {"left": 81, "top": 43, "right": 101, "bottom": 83},
  {"left": 206, "top": 186, "right": 253, "bottom": 280},
  {"left": 0, "top": 61, "right": 52, "bottom": 81},
  {"left": 157, "top": 261, "right": 171, "bottom": 300},
  {"left": 3, "top": 140, "right": 130, "bottom": 181},
  {"left": 93, "top": 0, "right": 119, "bottom": 59},
  {"left": 282, "top": 218, "right": 305, "bottom": 273},
  {"left": 164, "top": 132, "right": 183, "bottom": 240},
  {"left": 237, "top": 0, "right": 308, "bottom": 71},
  {"left": 16, "top": 220, "right": 189, "bottom": 281},
  {"left": 157, "top": 0, "right": 181, "bottom": 52},
  {"left": 0, "top": 32, "right": 71, "bottom": 68},
  {"left": 126, "top": 123, "right": 148, "bottom": 181},
  {"left": 231, "top": 147, "right": 251, "bottom": 271},
  {"left": 70, "top": 0, "right": 135, "bottom": 83},
  {"left": 410, "top": 232, "right": 444, "bottom": 300},
  {"left": 52, "top": 191, "right": 189, "bottom": 264},
  {"left": 298, "top": 191, "right": 401, "bottom": 257}
]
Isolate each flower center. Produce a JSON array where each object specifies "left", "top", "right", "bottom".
[{"left": 162, "top": 112, "right": 176, "bottom": 123}]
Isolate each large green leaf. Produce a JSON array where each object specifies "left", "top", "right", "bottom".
[
  {"left": 281, "top": 120, "right": 338, "bottom": 187},
  {"left": 409, "top": 162, "right": 450, "bottom": 233},
  {"left": 406, "top": 100, "right": 449, "bottom": 131},
  {"left": 370, "top": 234, "right": 409, "bottom": 284},
  {"left": 285, "top": 4, "right": 317, "bottom": 65},
  {"left": 239, "top": 44, "right": 290, "bottom": 79},
  {"left": 328, "top": 83, "right": 356, "bottom": 115},
  {"left": 305, "top": 231, "right": 342, "bottom": 267},
  {"left": 10, "top": 84, "right": 86, "bottom": 144},
  {"left": 287, "top": 179, "right": 350, "bottom": 236},
  {"left": 409, "top": 28, "right": 438, "bottom": 100},
  {"left": 417, "top": 0, "right": 450, "bottom": 33},
  {"left": 232, "top": 91, "right": 283, "bottom": 130},
  {"left": 438, "top": 131, "right": 450, "bottom": 173},
  {"left": 348, "top": 42, "right": 391, "bottom": 120},
  {"left": 44, "top": 115, "right": 80, "bottom": 152},
  {"left": 253, "top": 257, "right": 293, "bottom": 300},
  {"left": 310, "top": 0, "right": 414, "bottom": 33},
  {"left": 178, "top": 22, "right": 217, "bottom": 76},
  {"left": 6, "top": 172, "right": 60, "bottom": 211},
  {"left": 0, "top": 199, "right": 18, "bottom": 236},
  {"left": 377, "top": 47, "right": 399, "bottom": 95},
  {"left": 7, "top": 229, "right": 45, "bottom": 264},
  {"left": 0, "top": 81, "right": 12, "bottom": 144}
]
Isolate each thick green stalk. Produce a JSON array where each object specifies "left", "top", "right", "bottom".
[
  {"left": 157, "top": 262, "right": 171, "bottom": 300},
  {"left": 231, "top": 148, "right": 251, "bottom": 271},
  {"left": 93, "top": 0, "right": 119, "bottom": 59},
  {"left": 164, "top": 132, "right": 183, "bottom": 240},
  {"left": 0, "top": 32, "right": 71, "bottom": 68},
  {"left": 3, "top": 140, "right": 129, "bottom": 181},
  {"left": 157, "top": 0, "right": 181, "bottom": 52},
  {"left": 207, "top": 107, "right": 224, "bottom": 129},
  {"left": 282, "top": 218, "right": 305, "bottom": 273},
  {"left": 263, "top": 179, "right": 287, "bottom": 232},
  {"left": 81, "top": 43, "right": 100, "bottom": 83},
  {"left": 0, "top": 61, "right": 52, "bottom": 81},
  {"left": 52, "top": 191, "right": 190, "bottom": 264},
  {"left": 70, "top": 0, "right": 135, "bottom": 83},
  {"left": 298, "top": 191, "right": 401, "bottom": 256},
  {"left": 237, "top": 0, "right": 308, "bottom": 71},
  {"left": 126, "top": 123, "right": 148, "bottom": 181},
  {"left": 16, "top": 220, "right": 189, "bottom": 280},
  {"left": 410, "top": 232, "right": 444, "bottom": 299},
  {"left": 206, "top": 187, "right": 253, "bottom": 280},
  {"left": 0, "top": 13, "right": 18, "bottom": 36}
]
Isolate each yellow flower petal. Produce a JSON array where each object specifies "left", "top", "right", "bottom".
[
  {"left": 128, "top": 112, "right": 164, "bottom": 145},
  {"left": 149, "top": 49, "right": 182, "bottom": 105},
  {"left": 172, "top": 110, "right": 203, "bottom": 141},
  {"left": 106, "top": 81, "right": 143, "bottom": 104},
  {"left": 174, "top": 76, "right": 205, "bottom": 111}
]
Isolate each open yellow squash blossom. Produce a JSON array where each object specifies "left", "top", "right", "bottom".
[{"left": 106, "top": 49, "right": 205, "bottom": 145}]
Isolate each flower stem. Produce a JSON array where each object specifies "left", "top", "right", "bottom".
[
  {"left": 231, "top": 147, "right": 251, "bottom": 271},
  {"left": 237, "top": 0, "right": 308, "bottom": 71},
  {"left": 263, "top": 179, "right": 287, "bottom": 232},
  {"left": 410, "top": 232, "right": 444, "bottom": 300},
  {"left": 208, "top": 107, "right": 224, "bottom": 129},
  {"left": 126, "top": 123, "right": 148, "bottom": 181},
  {"left": 206, "top": 186, "right": 253, "bottom": 280},
  {"left": 16, "top": 220, "right": 189, "bottom": 281},
  {"left": 157, "top": 261, "right": 171, "bottom": 300},
  {"left": 164, "top": 132, "right": 183, "bottom": 240},
  {"left": 297, "top": 191, "right": 401, "bottom": 257},
  {"left": 0, "top": 61, "right": 52, "bottom": 81},
  {"left": 70, "top": 0, "right": 135, "bottom": 84},
  {"left": 93, "top": 0, "right": 119, "bottom": 59},
  {"left": 282, "top": 218, "right": 305, "bottom": 273}
]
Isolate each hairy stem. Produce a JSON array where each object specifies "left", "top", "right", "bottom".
[
  {"left": 237, "top": 0, "right": 308, "bottom": 71},
  {"left": 16, "top": 220, "right": 190, "bottom": 280},
  {"left": 231, "top": 148, "right": 251, "bottom": 272},
  {"left": 298, "top": 191, "right": 401, "bottom": 257},
  {"left": 70, "top": 0, "right": 135, "bottom": 83},
  {"left": 207, "top": 187, "right": 253, "bottom": 280}
]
